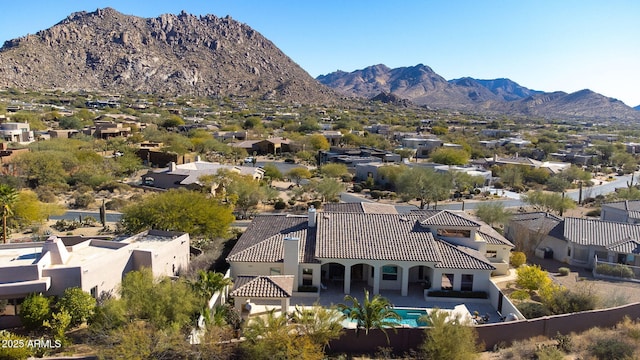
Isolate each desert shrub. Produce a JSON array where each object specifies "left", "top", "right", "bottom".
[
  {"left": 557, "top": 267, "right": 570, "bottom": 276},
  {"left": 57, "top": 287, "right": 96, "bottom": 327},
  {"left": 510, "top": 289, "right": 530, "bottom": 301},
  {"left": 53, "top": 219, "right": 81, "bottom": 232},
  {"left": 106, "top": 198, "right": 129, "bottom": 210},
  {"left": 585, "top": 209, "right": 601, "bottom": 217},
  {"left": 554, "top": 332, "right": 573, "bottom": 353},
  {"left": 370, "top": 190, "right": 383, "bottom": 199},
  {"left": 540, "top": 284, "right": 597, "bottom": 315},
  {"left": 596, "top": 263, "right": 634, "bottom": 278},
  {"left": 73, "top": 192, "right": 94, "bottom": 209},
  {"left": 35, "top": 187, "right": 58, "bottom": 203},
  {"left": 274, "top": 199, "right": 286, "bottom": 210},
  {"left": 0, "top": 331, "right": 34, "bottom": 359},
  {"left": 589, "top": 337, "right": 634, "bottom": 360},
  {"left": 535, "top": 344, "right": 564, "bottom": 360},
  {"left": 352, "top": 184, "right": 363, "bottom": 193},
  {"left": 99, "top": 181, "right": 132, "bottom": 193},
  {"left": 516, "top": 302, "right": 551, "bottom": 319},
  {"left": 510, "top": 251, "right": 526, "bottom": 268},
  {"left": 20, "top": 293, "right": 52, "bottom": 330}
]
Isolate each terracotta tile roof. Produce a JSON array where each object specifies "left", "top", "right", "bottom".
[
  {"left": 323, "top": 202, "right": 398, "bottom": 214},
  {"left": 230, "top": 275, "right": 294, "bottom": 298},
  {"left": 420, "top": 210, "right": 481, "bottom": 228},
  {"left": 564, "top": 217, "right": 640, "bottom": 247},
  {"left": 226, "top": 215, "right": 317, "bottom": 263},
  {"left": 316, "top": 213, "right": 441, "bottom": 262},
  {"left": 435, "top": 242, "right": 496, "bottom": 270},
  {"left": 229, "top": 209, "right": 500, "bottom": 271},
  {"left": 323, "top": 203, "right": 364, "bottom": 213},
  {"left": 606, "top": 238, "right": 640, "bottom": 254}
]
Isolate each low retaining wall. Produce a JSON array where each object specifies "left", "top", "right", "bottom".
[{"left": 327, "top": 302, "right": 640, "bottom": 355}]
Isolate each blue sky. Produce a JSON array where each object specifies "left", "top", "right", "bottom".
[{"left": 1, "top": 1, "right": 639, "bottom": 106}]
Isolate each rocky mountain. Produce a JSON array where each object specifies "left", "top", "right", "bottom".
[
  {"left": 0, "top": 8, "right": 337, "bottom": 103},
  {"left": 318, "top": 65, "right": 640, "bottom": 121}
]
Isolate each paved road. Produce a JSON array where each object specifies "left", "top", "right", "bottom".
[{"left": 340, "top": 172, "right": 638, "bottom": 212}]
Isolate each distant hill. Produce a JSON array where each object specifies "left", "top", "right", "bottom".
[
  {"left": 0, "top": 8, "right": 337, "bottom": 104},
  {"left": 318, "top": 65, "right": 640, "bottom": 121},
  {"left": 635, "top": 105, "right": 640, "bottom": 111}
]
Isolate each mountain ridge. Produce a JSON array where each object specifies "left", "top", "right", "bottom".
[{"left": 318, "top": 65, "right": 640, "bottom": 121}]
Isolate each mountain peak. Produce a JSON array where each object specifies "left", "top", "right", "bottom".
[{"left": 0, "top": 8, "right": 337, "bottom": 103}]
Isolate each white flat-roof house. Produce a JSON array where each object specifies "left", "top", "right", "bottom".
[
  {"left": 0, "top": 122, "right": 35, "bottom": 144},
  {"left": 0, "top": 230, "right": 190, "bottom": 300},
  {"left": 226, "top": 204, "right": 513, "bottom": 309}
]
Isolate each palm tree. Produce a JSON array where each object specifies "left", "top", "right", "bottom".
[
  {"left": 336, "top": 289, "right": 400, "bottom": 343},
  {"left": 0, "top": 184, "right": 18, "bottom": 244},
  {"left": 290, "top": 304, "right": 345, "bottom": 351},
  {"left": 191, "top": 270, "right": 233, "bottom": 300}
]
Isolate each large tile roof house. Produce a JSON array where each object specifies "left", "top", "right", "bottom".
[
  {"left": 227, "top": 205, "right": 513, "bottom": 307},
  {"left": 507, "top": 211, "right": 640, "bottom": 269}
]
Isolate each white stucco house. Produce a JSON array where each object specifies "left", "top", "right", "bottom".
[
  {"left": 0, "top": 230, "right": 190, "bottom": 302},
  {"left": 226, "top": 203, "right": 513, "bottom": 310}
]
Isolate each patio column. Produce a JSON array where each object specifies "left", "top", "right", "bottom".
[
  {"left": 343, "top": 265, "right": 351, "bottom": 295},
  {"left": 372, "top": 265, "right": 380, "bottom": 295},
  {"left": 401, "top": 266, "right": 409, "bottom": 296},
  {"left": 281, "top": 298, "right": 290, "bottom": 314}
]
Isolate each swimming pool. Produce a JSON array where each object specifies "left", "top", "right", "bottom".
[
  {"left": 391, "top": 308, "right": 430, "bottom": 327},
  {"left": 342, "top": 308, "right": 430, "bottom": 328}
]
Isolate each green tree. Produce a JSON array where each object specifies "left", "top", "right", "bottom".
[
  {"left": 20, "top": 293, "right": 52, "bottom": 330},
  {"left": 287, "top": 167, "right": 312, "bottom": 186},
  {"left": 430, "top": 147, "right": 470, "bottom": 165},
  {"left": 0, "top": 184, "right": 18, "bottom": 243},
  {"left": 336, "top": 290, "right": 400, "bottom": 343},
  {"left": 223, "top": 173, "right": 267, "bottom": 218},
  {"left": 319, "top": 163, "right": 349, "bottom": 178},
  {"left": 516, "top": 265, "right": 551, "bottom": 293},
  {"left": 121, "top": 189, "right": 234, "bottom": 238},
  {"left": 120, "top": 268, "right": 201, "bottom": 330},
  {"left": 419, "top": 308, "right": 480, "bottom": 360},
  {"left": 11, "top": 190, "right": 64, "bottom": 231},
  {"left": 522, "top": 190, "right": 576, "bottom": 215},
  {"left": 13, "top": 151, "right": 69, "bottom": 187},
  {"left": 57, "top": 287, "right": 96, "bottom": 327},
  {"left": 262, "top": 163, "right": 283, "bottom": 181},
  {"left": 498, "top": 165, "right": 523, "bottom": 189},
  {"left": 474, "top": 202, "right": 511, "bottom": 228},
  {"left": 307, "top": 134, "right": 330, "bottom": 151},
  {"left": 397, "top": 167, "right": 451, "bottom": 209},
  {"left": 314, "top": 178, "right": 345, "bottom": 203}
]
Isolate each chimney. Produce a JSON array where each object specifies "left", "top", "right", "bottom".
[
  {"left": 42, "top": 235, "right": 70, "bottom": 265},
  {"left": 169, "top": 162, "right": 177, "bottom": 172},
  {"left": 283, "top": 237, "right": 300, "bottom": 284},
  {"left": 308, "top": 205, "right": 317, "bottom": 228}
]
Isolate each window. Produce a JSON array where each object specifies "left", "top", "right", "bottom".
[
  {"left": 441, "top": 273, "right": 453, "bottom": 290},
  {"left": 437, "top": 228, "right": 471, "bottom": 238},
  {"left": 461, "top": 274, "right": 474, "bottom": 291},
  {"left": 486, "top": 250, "right": 497, "bottom": 258},
  {"left": 90, "top": 286, "right": 98, "bottom": 299},
  {"left": 270, "top": 267, "right": 281, "bottom": 275},
  {"left": 302, "top": 268, "right": 313, "bottom": 286},
  {"left": 382, "top": 266, "right": 398, "bottom": 281}
]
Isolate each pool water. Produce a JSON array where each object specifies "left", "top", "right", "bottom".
[
  {"left": 342, "top": 308, "right": 430, "bottom": 328},
  {"left": 391, "top": 308, "right": 430, "bottom": 327}
]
